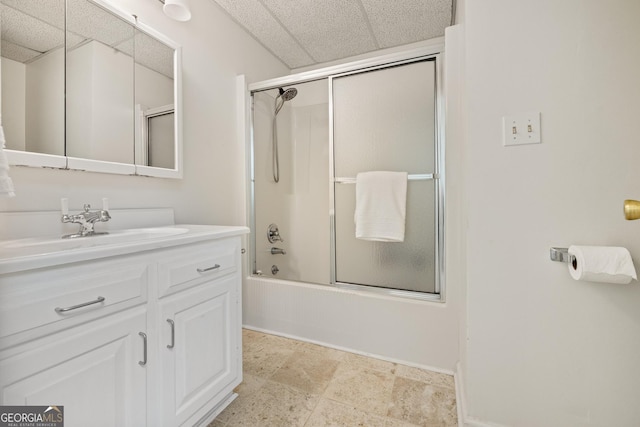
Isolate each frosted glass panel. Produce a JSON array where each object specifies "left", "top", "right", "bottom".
[
  {"left": 333, "top": 60, "right": 435, "bottom": 177},
  {"left": 334, "top": 180, "right": 436, "bottom": 293}
]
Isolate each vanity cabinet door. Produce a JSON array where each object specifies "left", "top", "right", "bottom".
[
  {"left": 157, "top": 274, "right": 240, "bottom": 427},
  {"left": 0, "top": 307, "right": 147, "bottom": 427}
]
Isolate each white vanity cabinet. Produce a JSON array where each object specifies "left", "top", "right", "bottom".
[
  {"left": 0, "top": 254, "right": 151, "bottom": 427},
  {"left": 0, "top": 226, "right": 246, "bottom": 427},
  {"left": 153, "top": 239, "right": 242, "bottom": 427},
  {"left": 0, "top": 308, "right": 148, "bottom": 427}
]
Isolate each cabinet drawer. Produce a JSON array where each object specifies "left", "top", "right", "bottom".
[
  {"left": 157, "top": 238, "right": 239, "bottom": 297},
  {"left": 0, "top": 257, "right": 149, "bottom": 341}
]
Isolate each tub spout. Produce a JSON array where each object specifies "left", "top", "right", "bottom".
[{"left": 270, "top": 247, "right": 286, "bottom": 255}]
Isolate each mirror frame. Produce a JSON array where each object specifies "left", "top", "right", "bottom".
[{"left": 3, "top": 0, "right": 183, "bottom": 179}]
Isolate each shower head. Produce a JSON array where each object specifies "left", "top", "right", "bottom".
[
  {"left": 274, "top": 87, "right": 297, "bottom": 116},
  {"left": 278, "top": 87, "right": 298, "bottom": 102}
]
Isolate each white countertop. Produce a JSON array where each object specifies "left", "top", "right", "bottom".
[{"left": 0, "top": 224, "right": 249, "bottom": 275}]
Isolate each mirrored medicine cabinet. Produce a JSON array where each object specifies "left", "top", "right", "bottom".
[{"left": 0, "top": 0, "right": 183, "bottom": 178}]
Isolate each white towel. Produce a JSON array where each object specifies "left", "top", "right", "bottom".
[
  {"left": 0, "top": 125, "right": 15, "bottom": 198},
  {"left": 354, "top": 171, "right": 408, "bottom": 242}
]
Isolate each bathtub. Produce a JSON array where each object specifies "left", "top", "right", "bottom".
[{"left": 242, "top": 275, "right": 459, "bottom": 373}]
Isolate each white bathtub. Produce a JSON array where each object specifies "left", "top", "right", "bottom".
[{"left": 243, "top": 275, "right": 459, "bottom": 373}]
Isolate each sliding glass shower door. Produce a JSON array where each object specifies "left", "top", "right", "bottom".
[
  {"left": 331, "top": 59, "right": 441, "bottom": 294},
  {"left": 250, "top": 54, "right": 444, "bottom": 297}
]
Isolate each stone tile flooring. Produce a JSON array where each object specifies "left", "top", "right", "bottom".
[{"left": 209, "top": 329, "right": 457, "bottom": 427}]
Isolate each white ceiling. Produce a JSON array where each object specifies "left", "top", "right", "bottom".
[{"left": 211, "top": 0, "right": 454, "bottom": 69}]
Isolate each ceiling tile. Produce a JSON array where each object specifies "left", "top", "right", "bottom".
[
  {"left": 360, "top": 0, "right": 451, "bottom": 48},
  {"left": 0, "top": 4, "right": 64, "bottom": 54},
  {"left": 67, "top": 0, "right": 134, "bottom": 48},
  {"left": 133, "top": 31, "right": 174, "bottom": 79},
  {"left": 0, "top": 0, "right": 65, "bottom": 30},
  {"left": 260, "top": 0, "right": 378, "bottom": 63},
  {"left": 1, "top": 39, "right": 41, "bottom": 63},
  {"left": 213, "top": 0, "right": 315, "bottom": 68}
]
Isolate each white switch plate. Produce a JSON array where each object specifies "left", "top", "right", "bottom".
[{"left": 502, "top": 112, "right": 541, "bottom": 146}]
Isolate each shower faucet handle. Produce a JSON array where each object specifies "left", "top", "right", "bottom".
[{"left": 267, "top": 223, "right": 284, "bottom": 243}]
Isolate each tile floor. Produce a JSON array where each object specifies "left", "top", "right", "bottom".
[{"left": 209, "top": 329, "right": 457, "bottom": 427}]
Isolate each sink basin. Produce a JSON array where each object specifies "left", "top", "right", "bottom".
[{"left": 0, "top": 227, "right": 189, "bottom": 252}]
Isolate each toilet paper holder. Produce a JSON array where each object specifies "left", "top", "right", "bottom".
[{"left": 550, "top": 247, "right": 576, "bottom": 266}]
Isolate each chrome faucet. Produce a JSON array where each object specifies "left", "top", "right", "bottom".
[
  {"left": 270, "top": 247, "right": 286, "bottom": 255},
  {"left": 62, "top": 204, "right": 111, "bottom": 238}
]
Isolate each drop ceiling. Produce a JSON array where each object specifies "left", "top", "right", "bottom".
[{"left": 211, "top": 0, "right": 454, "bottom": 69}]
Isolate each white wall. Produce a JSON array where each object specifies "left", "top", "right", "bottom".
[
  {"left": 25, "top": 48, "right": 65, "bottom": 156},
  {"left": 0, "top": 0, "right": 289, "bottom": 226},
  {"left": 462, "top": 1, "right": 640, "bottom": 426},
  {"left": 1, "top": 51, "right": 65, "bottom": 155},
  {"left": 0, "top": 58, "right": 26, "bottom": 151},
  {"left": 66, "top": 41, "right": 134, "bottom": 164},
  {"left": 135, "top": 63, "right": 173, "bottom": 109}
]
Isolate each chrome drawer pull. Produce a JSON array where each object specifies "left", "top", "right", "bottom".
[
  {"left": 55, "top": 296, "right": 105, "bottom": 313},
  {"left": 197, "top": 264, "right": 220, "bottom": 273},
  {"left": 139, "top": 332, "right": 147, "bottom": 366},
  {"left": 167, "top": 319, "right": 175, "bottom": 349}
]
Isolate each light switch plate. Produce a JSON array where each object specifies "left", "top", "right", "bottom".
[{"left": 503, "top": 112, "right": 541, "bottom": 146}]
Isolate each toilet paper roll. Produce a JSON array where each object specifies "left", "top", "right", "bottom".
[{"left": 568, "top": 245, "right": 637, "bottom": 284}]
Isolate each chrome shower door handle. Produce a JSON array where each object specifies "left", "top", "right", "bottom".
[
  {"left": 139, "top": 332, "right": 147, "bottom": 366},
  {"left": 167, "top": 319, "right": 175, "bottom": 349}
]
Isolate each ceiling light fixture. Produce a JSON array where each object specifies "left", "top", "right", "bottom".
[{"left": 159, "top": 0, "right": 191, "bottom": 22}]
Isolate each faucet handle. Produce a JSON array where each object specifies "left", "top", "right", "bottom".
[
  {"left": 60, "top": 198, "right": 69, "bottom": 215},
  {"left": 267, "top": 223, "right": 284, "bottom": 243}
]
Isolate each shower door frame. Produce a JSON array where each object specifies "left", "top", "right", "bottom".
[{"left": 247, "top": 42, "right": 446, "bottom": 302}]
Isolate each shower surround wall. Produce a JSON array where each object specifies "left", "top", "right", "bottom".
[{"left": 252, "top": 82, "right": 330, "bottom": 284}]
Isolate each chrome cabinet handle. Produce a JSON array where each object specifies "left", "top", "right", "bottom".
[
  {"left": 167, "top": 319, "right": 175, "bottom": 349},
  {"left": 55, "top": 296, "right": 105, "bottom": 313},
  {"left": 139, "top": 332, "right": 147, "bottom": 366},
  {"left": 197, "top": 264, "right": 220, "bottom": 273}
]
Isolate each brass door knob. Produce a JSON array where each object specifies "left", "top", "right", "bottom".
[{"left": 624, "top": 199, "right": 640, "bottom": 220}]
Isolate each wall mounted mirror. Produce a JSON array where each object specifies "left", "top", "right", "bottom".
[
  {"left": 0, "top": 0, "right": 65, "bottom": 160},
  {"left": 0, "top": 0, "right": 182, "bottom": 178}
]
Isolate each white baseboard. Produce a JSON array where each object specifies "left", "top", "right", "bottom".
[
  {"left": 243, "top": 325, "right": 455, "bottom": 376},
  {"left": 455, "top": 361, "right": 467, "bottom": 427},
  {"left": 455, "top": 362, "right": 509, "bottom": 427}
]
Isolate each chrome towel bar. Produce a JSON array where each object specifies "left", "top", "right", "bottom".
[{"left": 334, "top": 173, "right": 438, "bottom": 184}]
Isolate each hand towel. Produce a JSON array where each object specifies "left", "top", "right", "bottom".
[
  {"left": 0, "top": 125, "right": 15, "bottom": 198},
  {"left": 354, "top": 171, "right": 408, "bottom": 242}
]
